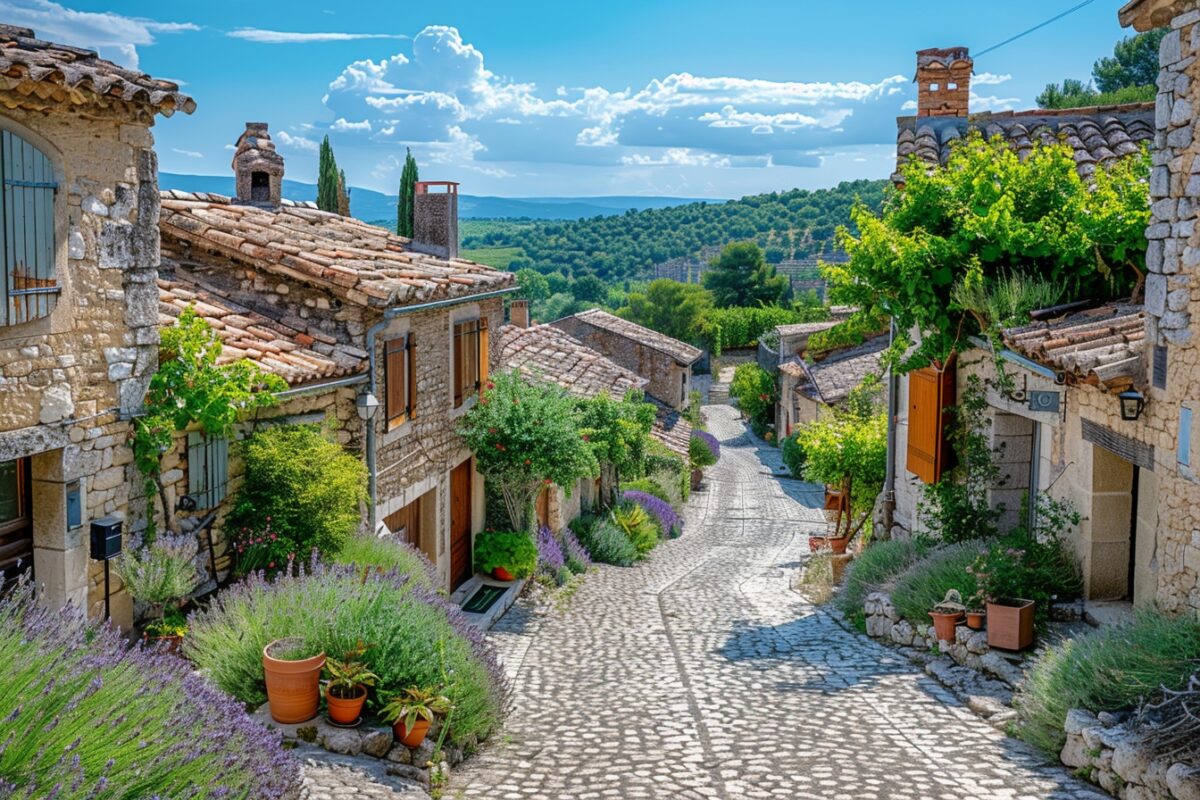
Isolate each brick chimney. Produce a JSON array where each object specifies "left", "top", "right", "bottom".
[
  {"left": 411, "top": 181, "right": 459, "bottom": 260},
  {"left": 915, "top": 47, "right": 972, "bottom": 118},
  {"left": 232, "top": 122, "right": 284, "bottom": 207},
  {"left": 510, "top": 299, "right": 530, "bottom": 328}
]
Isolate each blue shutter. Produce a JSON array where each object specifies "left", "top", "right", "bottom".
[
  {"left": 1, "top": 131, "right": 58, "bottom": 326},
  {"left": 187, "top": 431, "right": 207, "bottom": 508},
  {"left": 1179, "top": 407, "right": 1192, "bottom": 468},
  {"left": 210, "top": 435, "right": 229, "bottom": 507},
  {"left": 188, "top": 432, "right": 230, "bottom": 510}
]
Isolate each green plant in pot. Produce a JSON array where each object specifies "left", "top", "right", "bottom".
[
  {"left": 113, "top": 532, "right": 201, "bottom": 653},
  {"left": 323, "top": 642, "right": 379, "bottom": 726},
  {"left": 263, "top": 637, "right": 326, "bottom": 724},
  {"left": 382, "top": 687, "right": 452, "bottom": 748},
  {"left": 473, "top": 530, "right": 537, "bottom": 581}
]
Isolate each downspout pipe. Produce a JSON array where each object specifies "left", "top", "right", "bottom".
[
  {"left": 882, "top": 318, "right": 898, "bottom": 536},
  {"left": 362, "top": 286, "right": 521, "bottom": 532}
]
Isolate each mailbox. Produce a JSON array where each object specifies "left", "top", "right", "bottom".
[{"left": 89, "top": 517, "right": 122, "bottom": 561}]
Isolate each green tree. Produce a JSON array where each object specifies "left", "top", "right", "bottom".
[
  {"left": 703, "top": 242, "right": 790, "bottom": 308},
  {"left": 729, "top": 362, "right": 776, "bottom": 437},
  {"left": 458, "top": 372, "right": 598, "bottom": 531},
  {"left": 571, "top": 274, "right": 608, "bottom": 303},
  {"left": 578, "top": 390, "right": 656, "bottom": 499},
  {"left": 336, "top": 169, "right": 350, "bottom": 217},
  {"left": 1094, "top": 28, "right": 1167, "bottom": 93},
  {"left": 515, "top": 268, "right": 550, "bottom": 303},
  {"left": 825, "top": 132, "right": 1149, "bottom": 371},
  {"left": 617, "top": 279, "right": 714, "bottom": 342},
  {"left": 795, "top": 397, "right": 887, "bottom": 538},
  {"left": 397, "top": 148, "right": 419, "bottom": 237},
  {"left": 317, "top": 136, "right": 340, "bottom": 213}
]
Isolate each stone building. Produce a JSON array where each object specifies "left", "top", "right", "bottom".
[
  {"left": 778, "top": 336, "right": 889, "bottom": 435},
  {"left": 0, "top": 26, "right": 193, "bottom": 626},
  {"left": 550, "top": 308, "right": 702, "bottom": 410},
  {"left": 765, "top": 320, "right": 838, "bottom": 435},
  {"left": 157, "top": 125, "right": 516, "bottom": 592}
]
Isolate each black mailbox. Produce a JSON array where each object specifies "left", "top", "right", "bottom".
[{"left": 89, "top": 517, "right": 122, "bottom": 561}]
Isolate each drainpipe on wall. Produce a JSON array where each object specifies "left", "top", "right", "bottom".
[
  {"left": 881, "top": 318, "right": 899, "bottom": 537},
  {"left": 361, "top": 286, "right": 521, "bottom": 532}
]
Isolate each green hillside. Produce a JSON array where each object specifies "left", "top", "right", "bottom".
[{"left": 460, "top": 179, "right": 888, "bottom": 282}]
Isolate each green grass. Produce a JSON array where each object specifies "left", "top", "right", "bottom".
[
  {"left": 889, "top": 542, "right": 985, "bottom": 624},
  {"left": 460, "top": 246, "right": 525, "bottom": 269},
  {"left": 1014, "top": 610, "right": 1200, "bottom": 756},
  {"left": 835, "top": 539, "right": 931, "bottom": 616}
]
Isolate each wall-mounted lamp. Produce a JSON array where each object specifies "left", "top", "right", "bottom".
[
  {"left": 1118, "top": 390, "right": 1146, "bottom": 421},
  {"left": 356, "top": 391, "right": 380, "bottom": 422},
  {"left": 176, "top": 494, "right": 197, "bottom": 512}
]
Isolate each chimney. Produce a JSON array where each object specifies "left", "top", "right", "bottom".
[
  {"left": 915, "top": 47, "right": 972, "bottom": 118},
  {"left": 411, "top": 181, "right": 459, "bottom": 260},
  {"left": 510, "top": 299, "right": 530, "bottom": 328},
  {"left": 232, "top": 122, "right": 284, "bottom": 208}
]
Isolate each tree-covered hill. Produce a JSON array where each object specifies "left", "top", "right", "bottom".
[{"left": 460, "top": 179, "right": 888, "bottom": 281}]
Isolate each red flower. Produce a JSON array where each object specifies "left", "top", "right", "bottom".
[
  {"left": 582, "top": 434, "right": 590, "bottom": 441},
  {"left": 544, "top": 478, "right": 552, "bottom": 484},
  {"left": 268, "top": 562, "right": 275, "bottom": 569},
  {"left": 488, "top": 428, "right": 497, "bottom": 434},
  {"left": 486, "top": 381, "right": 495, "bottom": 390},
  {"left": 524, "top": 458, "right": 531, "bottom": 465}
]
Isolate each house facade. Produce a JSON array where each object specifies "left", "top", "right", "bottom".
[
  {"left": 0, "top": 26, "right": 194, "bottom": 626},
  {"left": 157, "top": 123, "right": 515, "bottom": 592},
  {"left": 779, "top": 336, "right": 888, "bottom": 434}
]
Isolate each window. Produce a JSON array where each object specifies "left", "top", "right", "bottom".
[
  {"left": 250, "top": 171, "right": 269, "bottom": 202},
  {"left": 1, "top": 130, "right": 59, "bottom": 326},
  {"left": 385, "top": 334, "right": 417, "bottom": 429},
  {"left": 906, "top": 363, "right": 955, "bottom": 484},
  {"left": 453, "top": 317, "right": 489, "bottom": 408},
  {"left": 187, "top": 432, "right": 229, "bottom": 510},
  {"left": 0, "top": 458, "right": 31, "bottom": 585}
]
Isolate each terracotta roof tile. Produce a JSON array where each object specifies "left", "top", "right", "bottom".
[
  {"left": 567, "top": 309, "right": 703, "bottom": 365},
  {"left": 498, "top": 324, "right": 648, "bottom": 399},
  {"left": 158, "top": 275, "right": 365, "bottom": 387},
  {"left": 159, "top": 191, "right": 514, "bottom": 308},
  {"left": 1002, "top": 302, "right": 1145, "bottom": 391},
  {"left": 0, "top": 25, "right": 194, "bottom": 116},
  {"left": 650, "top": 402, "right": 693, "bottom": 459}
]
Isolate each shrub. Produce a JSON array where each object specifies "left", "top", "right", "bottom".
[
  {"left": 113, "top": 532, "right": 201, "bottom": 616},
  {"left": 1015, "top": 611, "right": 1200, "bottom": 756},
  {"left": 473, "top": 530, "right": 538, "bottom": 579},
  {"left": 330, "top": 534, "right": 435, "bottom": 587},
  {"left": 612, "top": 501, "right": 659, "bottom": 554},
  {"left": 227, "top": 424, "right": 368, "bottom": 560},
  {"left": 535, "top": 526, "right": 569, "bottom": 586},
  {"left": 968, "top": 533, "right": 1082, "bottom": 616},
  {"left": 645, "top": 439, "right": 689, "bottom": 505},
  {"left": 889, "top": 542, "right": 985, "bottom": 624},
  {"left": 227, "top": 519, "right": 294, "bottom": 579},
  {"left": 561, "top": 528, "right": 592, "bottom": 574},
  {"left": 0, "top": 581, "right": 297, "bottom": 799},
  {"left": 730, "top": 363, "right": 776, "bottom": 431},
  {"left": 699, "top": 305, "right": 822, "bottom": 354},
  {"left": 186, "top": 562, "right": 506, "bottom": 746},
  {"left": 574, "top": 517, "right": 638, "bottom": 567},
  {"left": 781, "top": 431, "right": 805, "bottom": 477},
  {"left": 622, "top": 490, "right": 683, "bottom": 539},
  {"left": 690, "top": 430, "right": 719, "bottom": 469},
  {"left": 835, "top": 539, "right": 930, "bottom": 616},
  {"left": 621, "top": 478, "right": 671, "bottom": 503}
]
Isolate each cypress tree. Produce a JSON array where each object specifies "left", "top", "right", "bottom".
[
  {"left": 397, "top": 148, "right": 419, "bottom": 237},
  {"left": 336, "top": 169, "right": 351, "bottom": 217},
  {"left": 316, "top": 136, "right": 340, "bottom": 213}
]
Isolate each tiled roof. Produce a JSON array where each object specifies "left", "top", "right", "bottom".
[
  {"left": 1002, "top": 303, "right": 1145, "bottom": 391},
  {"left": 158, "top": 274, "right": 367, "bottom": 387},
  {"left": 568, "top": 309, "right": 703, "bottom": 365},
  {"left": 651, "top": 402, "right": 693, "bottom": 460},
  {"left": 498, "top": 323, "right": 648, "bottom": 400},
  {"left": 0, "top": 25, "right": 194, "bottom": 116},
  {"left": 791, "top": 336, "right": 889, "bottom": 405},
  {"left": 775, "top": 321, "right": 840, "bottom": 338},
  {"left": 894, "top": 105, "right": 1154, "bottom": 181},
  {"left": 159, "top": 191, "right": 514, "bottom": 308}
]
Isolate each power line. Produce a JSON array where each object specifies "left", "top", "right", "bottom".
[{"left": 975, "top": 0, "right": 1100, "bottom": 59}]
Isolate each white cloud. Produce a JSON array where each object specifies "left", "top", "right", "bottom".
[
  {"left": 171, "top": 148, "right": 203, "bottom": 158},
  {"left": 974, "top": 72, "right": 1013, "bottom": 86},
  {"left": 331, "top": 118, "right": 373, "bottom": 133},
  {"left": 275, "top": 131, "right": 320, "bottom": 153},
  {"left": 371, "top": 154, "right": 402, "bottom": 180},
  {"left": 227, "top": 29, "right": 407, "bottom": 44},
  {"left": 2, "top": 0, "right": 198, "bottom": 69},
  {"left": 971, "top": 92, "right": 1021, "bottom": 112},
  {"left": 621, "top": 148, "right": 732, "bottom": 168}
]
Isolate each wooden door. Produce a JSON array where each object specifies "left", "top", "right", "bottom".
[
  {"left": 0, "top": 458, "right": 32, "bottom": 587},
  {"left": 535, "top": 486, "right": 550, "bottom": 529},
  {"left": 449, "top": 460, "right": 473, "bottom": 590}
]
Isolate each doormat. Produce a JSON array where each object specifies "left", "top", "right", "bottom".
[{"left": 463, "top": 584, "right": 507, "bottom": 614}]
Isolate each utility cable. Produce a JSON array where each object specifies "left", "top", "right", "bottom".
[{"left": 975, "top": 0, "right": 1099, "bottom": 59}]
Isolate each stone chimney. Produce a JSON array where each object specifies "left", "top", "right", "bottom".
[
  {"left": 232, "top": 122, "right": 284, "bottom": 208},
  {"left": 915, "top": 47, "right": 972, "bottom": 118},
  {"left": 510, "top": 299, "right": 530, "bottom": 328},
  {"left": 411, "top": 181, "right": 459, "bottom": 260}
]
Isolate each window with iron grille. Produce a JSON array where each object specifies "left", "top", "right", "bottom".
[
  {"left": 453, "top": 317, "right": 489, "bottom": 408},
  {"left": 187, "top": 432, "right": 229, "bottom": 510},
  {"left": 1, "top": 130, "right": 59, "bottom": 326}
]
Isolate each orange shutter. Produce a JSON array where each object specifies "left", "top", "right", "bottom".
[
  {"left": 407, "top": 335, "right": 417, "bottom": 420},
  {"left": 453, "top": 322, "right": 465, "bottom": 407},
  {"left": 906, "top": 362, "right": 955, "bottom": 484},
  {"left": 479, "top": 317, "right": 489, "bottom": 386},
  {"left": 385, "top": 337, "right": 407, "bottom": 427}
]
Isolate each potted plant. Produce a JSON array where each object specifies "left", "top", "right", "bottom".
[
  {"left": 689, "top": 432, "right": 719, "bottom": 491},
  {"left": 381, "top": 687, "right": 452, "bottom": 748},
  {"left": 807, "top": 532, "right": 850, "bottom": 555},
  {"left": 928, "top": 589, "right": 965, "bottom": 643},
  {"left": 263, "top": 637, "right": 326, "bottom": 724},
  {"left": 144, "top": 608, "right": 188, "bottom": 652},
  {"left": 323, "top": 643, "right": 379, "bottom": 726},
  {"left": 970, "top": 543, "right": 1038, "bottom": 651},
  {"left": 113, "top": 533, "right": 201, "bottom": 651},
  {"left": 473, "top": 530, "right": 537, "bottom": 582},
  {"left": 965, "top": 608, "right": 986, "bottom": 631}
]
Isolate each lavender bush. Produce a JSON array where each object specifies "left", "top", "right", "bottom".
[
  {"left": 186, "top": 559, "right": 507, "bottom": 745},
  {"left": 113, "top": 532, "right": 201, "bottom": 617},
  {"left": 0, "top": 578, "right": 297, "bottom": 799},
  {"left": 691, "top": 430, "right": 721, "bottom": 467},
  {"left": 561, "top": 528, "right": 592, "bottom": 574},
  {"left": 623, "top": 490, "right": 683, "bottom": 539},
  {"left": 535, "top": 526, "right": 570, "bottom": 586}
]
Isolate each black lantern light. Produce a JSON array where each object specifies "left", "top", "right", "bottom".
[{"left": 1118, "top": 390, "right": 1146, "bottom": 421}]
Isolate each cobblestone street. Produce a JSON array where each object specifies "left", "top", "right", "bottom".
[{"left": 453, "top": 405, "right": 1106, "bottom": 800}]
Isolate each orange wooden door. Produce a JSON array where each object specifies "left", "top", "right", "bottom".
[
  {"left": 535, "top": 486, "right": 550, "bottom": 529},
  {"left": 449, "top": 460, "right": 473, "bottom": 590}
]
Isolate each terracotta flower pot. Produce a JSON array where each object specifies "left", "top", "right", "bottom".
[
  {"left": 263, "top": 640, "right": 325, "bottom": 724},
  {"left": 326, "top": 684, "right": 367, "bottom": 726},
  {"left": 828, "top": 535, "right": 850, "bottom": 555},
  {"left": 143, "top": 633, "right": 184, "bottom": 653},
  {"left": 987, "top": 599, "right": 1035, "bottom": 651},
  {"left": 491, "top": 566, "right": 515, "bottom": 581},
  {"left": 965, "top": 611, "right": 986, "bottom": 631},
  {"left": 808, "top": 536, "right": 828, "bottom": 553},
  {"left": 691, "top": 469, "right": 703, "bottom": 491},
  {"left": 394, "top": 718, "right": 431, "bottom": 748},
  {"left": 928, "top": 610, "right": 963, "bottom": 643}
]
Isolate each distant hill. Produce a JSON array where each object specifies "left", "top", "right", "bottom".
[{"left": 158, "top": 173, "right": 708, "bottom": 223}]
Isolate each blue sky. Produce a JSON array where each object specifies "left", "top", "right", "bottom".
[{"left": 6, "top": 0, "right": 1134, "bottom": 198}]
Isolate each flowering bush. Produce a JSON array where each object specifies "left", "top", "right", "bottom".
[
  {"left": 560, "top": 528, "right": 592, "bottom": 574},
  {"left": 186, "top": 560, "right": 507, "bottom": 746},
  {"left": 229, "top": 518, "right": 294, "bottom": 578},
  {"left": 0, "top": 579, "right": 297, "bottom": 798},
  {"left": 535, "top": 526, "right": 570, "bottom": 586},
  {"left": 622, "top": 490, "right": 682, "bottom": 539},
  {"left": 690, "top": 431, "right": 720, "bottom": 469},
  {"left": 330, "top": 534, "right": 434, "bottom": 587},
  {"left": 113, "top": 532, "right": 200, "bottom": 616}
]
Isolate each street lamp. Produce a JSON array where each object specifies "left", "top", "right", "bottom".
[
  {"left": 356, "top": 391, "right": 380, "bottom": 422},
  {"left": 1118, "top": 390, "right": 1146, "bottom": 421}
]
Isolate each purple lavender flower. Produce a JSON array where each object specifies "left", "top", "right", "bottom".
[
  {"left": 622, "top": 490, "right": 683, "bottom": 538},
  {"left": 694, "top": 430, "right": 720, "bottom": 461},
  {"left": 561, "top": 528, "right": 592, "bottom": 570},
  {"left": 536, "top": 525, "right": 566, "bottom": 577}
]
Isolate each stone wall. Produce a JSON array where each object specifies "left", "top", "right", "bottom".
[
  {"left": 1061, "top": 709, "right": 1200, "bottom": 800},
  {"left": 0, "top": 102, "right": 161, "bottom": 626},
  {"left": 552, "top": 316, "right": 689, "bottom": 408}
]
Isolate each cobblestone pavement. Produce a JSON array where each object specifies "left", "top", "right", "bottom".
[{"left": 452, "top": 405, "right": 1107, "bottom": 800}]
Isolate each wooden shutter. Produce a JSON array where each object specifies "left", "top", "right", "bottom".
[
  {"left": 385, "top": 336, "right": 407, "bottom": 427},
  {"left": 453, "top": 322, "right": 465, "bottom": 407},
  {"left": 406, "top": 334, "right": 417, "bottom": 420},
  {"left": 478, "top": 317, "right": 489, "bottom": 386},
  {"left": 1, "top": 131, "right": 58, "bottom": 326},
  {"left": 906, "top": 363, "right": 955, "bottom": 484},
  {"left": 188, "top": 432, "right": 229, "bottom": 509}
]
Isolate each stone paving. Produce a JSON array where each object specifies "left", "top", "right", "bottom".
[{"left": 452, "top": 405, "right": 1108, "bottom": 800}]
